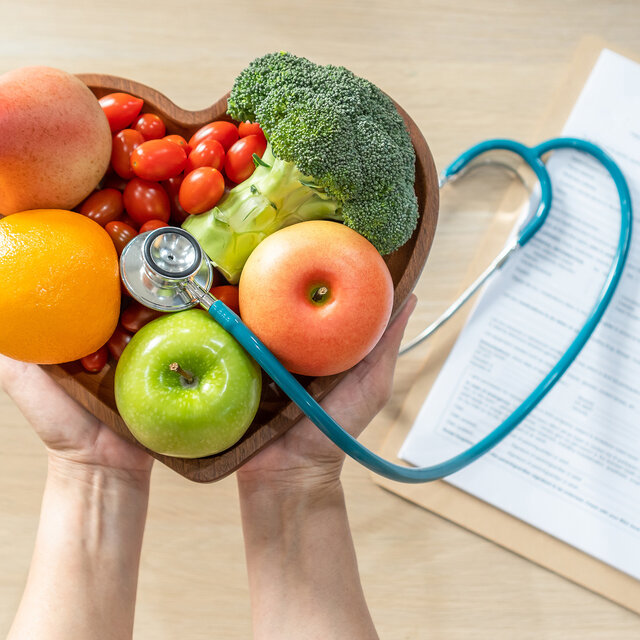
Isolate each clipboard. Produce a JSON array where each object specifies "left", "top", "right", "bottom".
[{"left": 374, "top": 36, "right": 640, "bottom": 616}]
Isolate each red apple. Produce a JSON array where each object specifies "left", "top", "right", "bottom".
[{"left": 238, "top": 221, "right": 394, "bottom": 376}]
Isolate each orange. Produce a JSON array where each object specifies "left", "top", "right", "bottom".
[{"left": 0, "top": 209, "right": 121, "bottom": 364}]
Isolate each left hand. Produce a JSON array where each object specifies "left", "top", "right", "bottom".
[{"left": 0, "top": 355, "right": 153, "bottom": 483}]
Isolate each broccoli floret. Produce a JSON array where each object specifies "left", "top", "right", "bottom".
[{"left": 184, "top": 52, "right": 418, "bottom": 283}]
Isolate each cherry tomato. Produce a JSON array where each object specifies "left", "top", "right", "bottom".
[
  {"left": 99, "top": 93, "right": 144, "bottom": 132},
  {"left": 79, "top": 188, "right": 123, "bottom": 226},
  {"left": 210, "top": 285, "right": 240, "bottom": 315},
  {"left": 139, "top": 219, "right": 169, "bottom": 233},
  {"left": 102, "top": 172, "right": 129, "bottom": 192},
  {"left": 238, "top": 121, "right": 267, "bottom": 144},
  {"left": 130, "top": 139, "right": 187, "bottom": 181},
  {"left": 164, "top": 134, "right": 191, "bottom": 155},
  {"left": 123, "top": 178, "right": 171, "bottom": 225},
  {"left": 120, "top": 301, "right": 163, "bottom": 333},
  {"left": 133, "top": 113, "right": 166, "bottom": 140},
  {"left": 105, "top": 220, "right": 137, "bottom": 256},
  {"left": 179, "top": 167, "right": 225, "bottom": 215},
  {"left": 189, "top": 120, "right": 239, "bottom": 151},
  {"left": 111, "top": 129, "right": 145, "bottom": 179},
  {"left": 224, "top": 135, "right": 267, "bottom": 184},
  {"left": 185, "top": 138, "right": 225, "bottom": 173},
  {"left": 80, "top": 345, "right": 109, "bottom": 373},
  {"left": 163, "top": 175, "right": 191, "bottom": 225},
  {"left": 107, "top": 325, "right": 133, "bottom": 361},
  {"left": 120, "top": 213, "right": 140, "bottom": 230}
]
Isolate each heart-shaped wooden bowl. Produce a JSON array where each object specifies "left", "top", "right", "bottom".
[{"left": 43, "top": 74, "right": 439, "bottom": 483}]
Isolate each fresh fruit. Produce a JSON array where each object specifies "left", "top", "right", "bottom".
[
  {"left": 111, "top": 129, "right": 145, "bottom": 179},
  {"left": 185, "top": 138, "right": 225, "bottom": 173},
  {"left": 79, "top": 188, "right": 124, "bottom": 226},
  {"left": 0, "top": 67, "right": 112, "bottom": 215},
  {"left": 179, "top": 167, "right": 225, "bottom": 214},
  {"left": 133, "top": 113, "right": 166, "bottom": 140},
  {"left": 224, "top": 134, "right": 267, "bottom": 183},
  {"left": 0, "top": 209, "right": 120, "bottom": 364},
  {"left": 139, "top": 219, "right": 169, "bottom": 233},
  {"left": 80, "top": 346, "right": 109, "bottom": 373},
  {"left": 210, "top": 285, "right": 240, "bottom": 315},
  {"left": 105, "top": 220, "right": 137, "bottom": 256},
  {"left": 123, "top": 178, "right": 170, "bottom": 225},
  {"left": 238, "top": 121, "right": 266, "bottom": 145},
  {"left": 239, "top": 220, "right": 394, "bottom": 376},
  {"left": 130, "top": 139, "right": 187, "bottom": 181},
  {"left": 163, "top": 174, "right": 191, "bottom": 225},
  {"left": 120, "top": 301, "right": 163, "bottom": 333},
  {"left": 164, "top": 134, "right": 191, "bottom": 155},
  {"left": 107, "top": 324, "right": 133, "bottom": 361},
  {"left": 189, "top": 120, "right": 239, "bottom": 151},
  {"left": 114, "top": 309, "right": 262, "bottom": 458},
  {"left": 99, "top": 92, "right": 144, "bottom": 132}
]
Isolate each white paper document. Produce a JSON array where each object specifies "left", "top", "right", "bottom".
[{"left": 400, "top": 49, "right": 640, "bottom": 580}]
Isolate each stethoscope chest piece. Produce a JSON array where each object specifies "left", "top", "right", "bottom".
[{"left": 120, "top": 227, "right": 214, "bottom": 312}]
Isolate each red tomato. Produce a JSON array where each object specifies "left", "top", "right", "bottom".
[
  {"left": 102, "top": 172, "right": 129, "bottom": 192},
  {"left": 164, "top": 134, "right": 191, "bottom": 155},
  {"left": 120, "top": 301, "right": 163, "bottom": 333},
  {"left": 185, "top": 138, "right": 225, "bottom": 173},
  {"left": 224, "top": 135, "right": 267, "bottom": 184},
  {"left": 80, "top": 345, "right": 109, "bottom": 373},
  {"left": 105, "top": 220, "right": 138, "bottom": 256},
  {"left": 210, "top": 285, "right": 240, "bottom": 315},
  {"left": 79, "top": 188, "right": 123, "bottom": 226},
  {"left": 238, "top": 121, "right": 267, "bottom": 144},
  {"left": 179, "top": 167, "right": 225, "bottom": 215},
  {"left": 120, "top": 213, "right": 140, "bottom": 230},
  {"left": 99, "top": 93, "right": 144, "bottom": 132},
  {"left": 107, "top": 325, "right": 133, "bottom": 361},
  {"left": 133, "top": 113, "right": 166, "bottom": 140},
  {"left": 139, "top": 219, "right": 169, "bottom": 233},
  {"left": 130, "top": 139, "right": 187, "bottom": 181},
  {"left": 163, "top": 175, "right": 190, "bottom": 225},
  {"left": 123, "top": 178, "right": 171, "bottom": 225},
  {"left": 189, "top": 121, "right": 238, "bottom": 151},
  {"left": 111, "top": 129, "right": 145, "bottom": 179}
]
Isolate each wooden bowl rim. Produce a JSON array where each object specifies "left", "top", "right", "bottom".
[{"left": 44, "top": 73, "right": 440, "bottom": 482}]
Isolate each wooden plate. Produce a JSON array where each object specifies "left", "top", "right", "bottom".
[{"left": 43, "top": 74, "right": 439, "bottom": 483}]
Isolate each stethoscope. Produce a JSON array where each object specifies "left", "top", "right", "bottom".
[{"left": 120, "top": 136, "right": 632, "bottom": 483}]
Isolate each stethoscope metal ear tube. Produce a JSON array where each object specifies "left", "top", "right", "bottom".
[{"left": 120, "top": 136, "right": 632, "bottom": 483}]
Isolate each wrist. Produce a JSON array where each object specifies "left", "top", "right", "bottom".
[
  {"left": 46, "top": 451, "right": 152, "bottom": 495},
  {"left": 237, "top": 464, "right": 343, "bottom": 502}
]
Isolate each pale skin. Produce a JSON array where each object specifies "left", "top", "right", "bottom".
[{"left": 1, "top": 294, "right": 416, "bottom": 640}]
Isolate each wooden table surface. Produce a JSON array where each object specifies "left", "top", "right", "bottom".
[{"left": 2, "top": 1, "right": 640, "bottom": 637}]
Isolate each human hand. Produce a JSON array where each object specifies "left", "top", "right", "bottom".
[
  {"left": 236, "top": 294, "right": 417, "bottom": 494},
  {"left": 0, "top": 356, "right": 153, "bottom": 484}
]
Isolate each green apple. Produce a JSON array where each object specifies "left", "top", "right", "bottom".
[{"left": 114, "top": 308, "right": 261, "bottom": 458}]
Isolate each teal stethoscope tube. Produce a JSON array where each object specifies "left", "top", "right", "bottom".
[{"left": 207, "top": 136, "right": 632, "bottom": 483}]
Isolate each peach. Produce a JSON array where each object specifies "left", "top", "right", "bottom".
[
  {"left": 239, "top": 221, "right": 394, "bottom": 376},
  {"left": 0, "top": 66, "right": 111, "bottom": 215}
]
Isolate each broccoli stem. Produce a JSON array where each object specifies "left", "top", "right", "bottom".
[{"left": 183, "top": 144, "right": 342, "bottom": 284}]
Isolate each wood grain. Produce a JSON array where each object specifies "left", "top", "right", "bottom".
[{"left": 43, "top": 74, "right": 439, "bottom": 482}]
